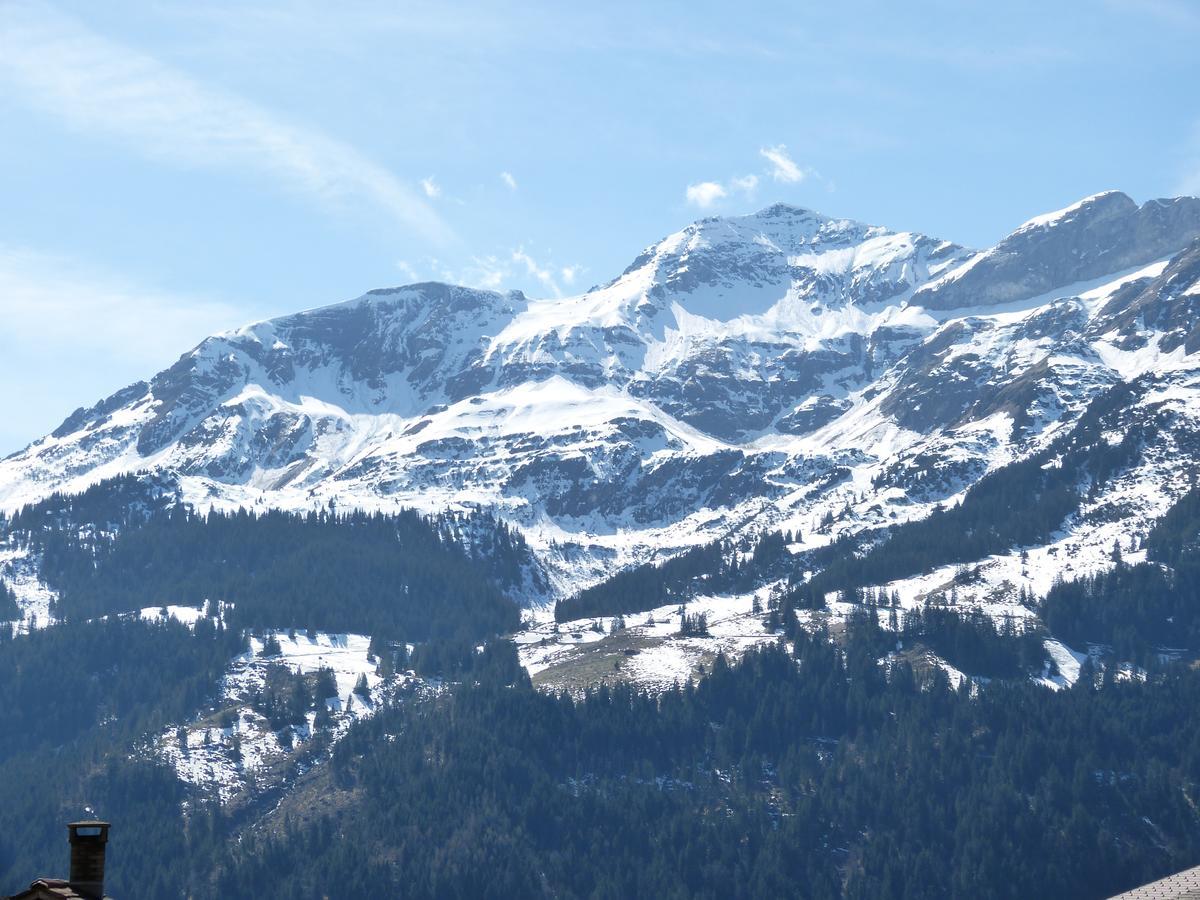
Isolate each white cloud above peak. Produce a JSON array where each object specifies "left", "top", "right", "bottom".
[
  {"left": 685, "top": 181, "right": 727, "bottom": 208},
  {"left": 685, "top": 172, "right": 760, "bottom": 209},
  {"left": 760, "top": 144, "right": 806, "bottom": 183}
]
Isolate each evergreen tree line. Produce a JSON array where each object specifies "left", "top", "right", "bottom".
[
  {"left": 0, "top": 615, "right": 243, "bottom": 759},
  {"left": 0, "top": 580, "right": 18, "bottom": 622},
  {"left": 840, "top": 600, "right": 1048, "bottom": 679},
  {"left": 1040, "top": 485, "right": 1200, "bottom": 659},
  {"left": 1143, "top": 481, "right": 1200, "bottom": 566},
  {"left": 10, "top": 504, "right": 524, "bottom": 642},
  {"left": 2, "top": 471, "right": 179, "bottom": 537},
  {"left": 0, "top": 616, "right": 244, "bottom": 897},
  {"left": 556, "top": 530, "right": 796, "bottom": 622}
]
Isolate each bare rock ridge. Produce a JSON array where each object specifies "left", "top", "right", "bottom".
[{"left": 914, "top": 192, "right": 1200, "bottom": 310}]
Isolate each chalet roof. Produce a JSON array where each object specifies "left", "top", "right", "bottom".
[
  {"left": 5, "top": 878, "right": 113, "bottom": 900},
  {"left": 1110, "top": 864, "right": 1200, "bottom": 898},
  {"left": 6, "top": 878, "right": 95, "bottom": 899}
]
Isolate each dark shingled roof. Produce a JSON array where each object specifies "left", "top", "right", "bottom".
[{"left": 5, "top": 878, "right": 97, "bottom": 899}]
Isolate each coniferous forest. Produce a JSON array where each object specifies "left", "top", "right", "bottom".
[
  {"left": 6, "top": 485, "right": 529, "bottom": 642},
  {"left": 2, "top": 457, "right": 1200, "bottom": 897},
  {"left": 1, "top": 620, "right": 1198, "bottom": 899},
  {"left": 0, "top": 581, "right": 18, "bottom": 622}
]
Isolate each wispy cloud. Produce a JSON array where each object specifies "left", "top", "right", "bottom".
[
  {"left": 0, "top": 1, "right": 452, "bottom": 243},
  {"left": 422, "top": 247, "right": 580, "bottom": 298},
  {"left": 0, "top": 243, "right": 245, "bottom": 452},
  {"left": 513, "top": 248, "right": 566, "bottom": 296},
  {"left": 0, "top": 245, "right": 242, "bottom": 364},
  {"left": 1104, "top": 0, "right": 1200, "bottom": 28},
  {"left": 760, "top": 145, "right": 807, "bottom": 183},
  {"left": 500, "top": 171, "right": 518, "bottom": 191},
  {"left": 420, "top": 176, "right": 441, "bottom": 199},
  {"left": 730, "top": 174, "right": 759, "bottom": 194},
  {"left": 685, "top": 181, "right": 727, "bottom": 208}
]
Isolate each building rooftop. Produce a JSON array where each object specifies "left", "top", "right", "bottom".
[
  {"left": 1111, "top": 864, "right": 1200, "bottom": 899},
  {"left": 6, "top": 878, "right": 108, "bottom": 900}
]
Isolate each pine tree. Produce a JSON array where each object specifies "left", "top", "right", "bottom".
[{"left": 260, "top": 634, "right": 282, "bottom": 657}]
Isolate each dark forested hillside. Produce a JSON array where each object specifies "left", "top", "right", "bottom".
[
  {"left": 555, "top": 530, "right": 794, "bottom": 622},
  {"left": 1041, "top": 485, "right": 1200, "bottom": 658},
  {"left": 841, "top": 600, "right": 1048, "bottom": 679},
  {"left": 1, "top": 601, "right": 1197, "bottom": 898},
  {"left": 0, "top": 617, "right": 242, "bottom": 896},
  {"left": 208, "top": 636, "right": 1200, "bottom": 900},
  {"left": 0, "top": 581, "right": 18, "bottom": 621},
  {"left": 9, "top": 499, "right": 526, "bottom": 642}
]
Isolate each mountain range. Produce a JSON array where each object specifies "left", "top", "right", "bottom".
[{"left": 4, "top": 189, "right": 1200, "bottom": 606}]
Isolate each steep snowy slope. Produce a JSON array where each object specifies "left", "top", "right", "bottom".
[{"left": 2, "top": 193, "right": 1199, "bottom": 603}]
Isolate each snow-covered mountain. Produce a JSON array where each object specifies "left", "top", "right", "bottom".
[{"left": 4, "top": 191, "right": 1200, "bottom": 601}]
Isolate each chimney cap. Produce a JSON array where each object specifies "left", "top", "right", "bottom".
[{"left": 68, "top": 821, "right": 110, "bottom": 827}]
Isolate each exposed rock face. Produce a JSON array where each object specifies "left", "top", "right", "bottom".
[
  {"left": 914, "top": 192, "right": 1200, "bottom": 311},
  {"left": 1091, "top": 238, "right": 1200, "bottom": 352},
  {"left": 3, "top": 193, "right": 1200, "bottom": 596}
]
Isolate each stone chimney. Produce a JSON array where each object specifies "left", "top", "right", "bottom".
[{"left": 67, "top": 821, "right": 109, "bottom": 900}]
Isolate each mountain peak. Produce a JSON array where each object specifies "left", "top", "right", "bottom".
[
  {"left": 607, "top": 201, "right": 968, "bottom": 321},
  {"left": 1013, "top": 190, "right": 1135, "bottom": 234},
  {"left": 748, "top": 201, "right": 828, "bottom": 220}
]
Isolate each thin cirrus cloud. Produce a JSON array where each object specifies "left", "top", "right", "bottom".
[
  {"left": 0, "top": 1, "right": 452, "bottom": 244},
  {"left": 0, "top": 245, "right": 241, "bottom": 361},
  {"left": 1104, "top": 0, "right": 1200, "bottom": 28},
  {"left": 0, "top": 243, "right": 244, "bottom": 453},
  {"left": 760, "top": 144, "right": 807, "bottom": 183},
  {"left": 730, "top": 174, "right": 759, "bottom": 193},
  {"left": 406, "top": 246, "right": 581, "bottom": 299},
  {"left": 500, "top": 171, "right": 518, "bottom": 191},
  {"left": 420, "top": 176, "right": 441, "bottom": 199}
]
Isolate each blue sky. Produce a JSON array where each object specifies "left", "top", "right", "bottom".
[{"left": 1, "top": 0, "right": 1198, "bottom": 454}]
